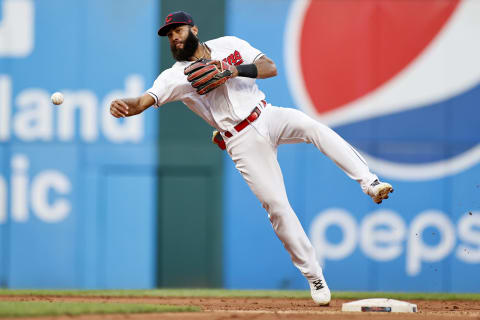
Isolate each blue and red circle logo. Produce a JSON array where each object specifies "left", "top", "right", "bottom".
[{"left": 286, "top": 0, "right": 480, "bottom": 181}]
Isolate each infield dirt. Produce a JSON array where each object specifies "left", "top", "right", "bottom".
[{"left": 1, "top": 295, "right": 479, "bottom": 320}]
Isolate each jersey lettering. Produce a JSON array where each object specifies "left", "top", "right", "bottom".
[{"left": 222, "top": 50, "right": 244, "bottom": 66}]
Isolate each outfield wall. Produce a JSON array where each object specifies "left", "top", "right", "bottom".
[
  {"left": 0, "top": 0, "right": 226, "bottom": 290},
  {"left": 0, "top": 0, "right": 160, "bottom": 288}
]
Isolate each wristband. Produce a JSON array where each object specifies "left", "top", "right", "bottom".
[{"left": 236, "top": 64, "right": 258, "bottom": 78}]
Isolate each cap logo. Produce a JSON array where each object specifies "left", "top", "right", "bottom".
[{"left": 165, "top": 14, "right": 173, "bottom": 23}]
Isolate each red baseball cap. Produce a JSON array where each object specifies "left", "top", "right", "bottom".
[{"left": 158, "top": 11, "right": 195, "bottom": 36}]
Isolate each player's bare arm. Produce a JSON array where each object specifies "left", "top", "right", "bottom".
[
  {"left": 252, "top": 55, "right": 277, "bottom": 79},
  {"left": 110, "top": 94, "right": 155, "bottom": 118}
]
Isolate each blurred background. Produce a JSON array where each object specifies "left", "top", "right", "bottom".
[{"left": 0, "top": 0, "right": 479, "bottom": 292}]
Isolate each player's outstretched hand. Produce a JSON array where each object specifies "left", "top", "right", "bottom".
[
  {"left": 110, "top": 99, "right": 130, "bottom": 118},
  {"left": 110, "top": 95, "right": 154, "bottom": 118},
  {"left": 110, "top": 99, "right": 146, "bottom": 118}
]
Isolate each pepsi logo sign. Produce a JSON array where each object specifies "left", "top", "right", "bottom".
[{"left": 285, "top": 0, "right": 480, "bottom": 181}]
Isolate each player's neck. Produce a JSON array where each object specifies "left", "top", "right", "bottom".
[{"left": 191, "top": 43, "right": 210, "bottom": 61}]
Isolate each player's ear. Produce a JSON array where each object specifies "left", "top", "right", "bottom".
[{"left": 191, "top": 26, "right": 199, "bottom": 36}]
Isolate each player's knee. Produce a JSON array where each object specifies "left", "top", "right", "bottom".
[
  {"left": 299, "top": 122, "right": 315, "bottom": 138},
  {"left": 304, "top": 119, "right": 334, "bottom": 145},
  {"left": 304, "top": 118, "right": 325, "bottom": 134},
  {"left": 262, "top": 197, "right": 291, "bottom": 218},
  {"left": 267, "top": 207, "right": 296, "bottom": 232},
  {"left": 289, "top": 120, "right": 319, "bottom": 144}
]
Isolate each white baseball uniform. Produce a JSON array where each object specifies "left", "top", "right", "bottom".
[{"left": 147, "top": 36, "right": 378, "bottom": 282}]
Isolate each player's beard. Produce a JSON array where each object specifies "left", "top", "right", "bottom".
[{"left": 170, "top": 29, "right": 199, "bottom": 61}]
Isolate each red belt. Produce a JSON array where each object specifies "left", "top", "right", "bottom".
[{"left": 224, "top": 100, "right": 266, "bottom": 138}]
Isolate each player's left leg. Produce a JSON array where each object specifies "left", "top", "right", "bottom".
[
  {"left": 224, "top": 125, "right": 331, "bottom": 305},
  {"left": 261, "top": 105, "right": 393, "bottom": 203}
]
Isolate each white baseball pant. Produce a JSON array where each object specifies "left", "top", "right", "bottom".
[{"left": 224, "top": 103, "right": 378, "bottom": 280}]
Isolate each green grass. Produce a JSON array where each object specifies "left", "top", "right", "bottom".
[
  {"left": 0, "top": 289, "right": 478, "bottom": 301},
  {"left": 0, "top": 301, "right": 199, "bottom": 317}
]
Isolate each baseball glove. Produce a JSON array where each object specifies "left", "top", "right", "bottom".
[{"left": 184, "top": 59, "right": 233, "bottom": 95}]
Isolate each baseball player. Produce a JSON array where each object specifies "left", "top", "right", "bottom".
[{"left": 110, "top": 11, "right": 393, "bottom": 305}]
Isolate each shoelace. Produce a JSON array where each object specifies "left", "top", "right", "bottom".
[{"left": 312, "top": 279, "right": 324, "bottom": 290}]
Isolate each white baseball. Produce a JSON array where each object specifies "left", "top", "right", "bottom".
[{"left": 51, "top": 92, "right": 64, "bottom": 105}]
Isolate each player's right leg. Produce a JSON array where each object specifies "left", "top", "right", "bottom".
[
  {"left": 224, "top": 125, "right": 331, "bottom": 305},
  {"left": 263, "top": 106, "right": 393, "bottom": 204}
]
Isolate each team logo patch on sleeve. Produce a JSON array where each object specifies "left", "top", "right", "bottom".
[{"left": 223, "top": 50, "right": 244, "bottom": 66}]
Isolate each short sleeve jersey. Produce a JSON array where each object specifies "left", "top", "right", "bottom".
[{"left": 146, "top": 36, "right": 266, "bottom": 131}]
